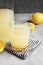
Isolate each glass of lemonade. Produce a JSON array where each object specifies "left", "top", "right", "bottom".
[{"left": 9, "top": 22, "right": 30, "bottom": 50}]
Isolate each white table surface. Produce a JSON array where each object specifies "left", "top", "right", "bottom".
[{"left": 0, "top": 14, "right": 43, "bottom": 65}]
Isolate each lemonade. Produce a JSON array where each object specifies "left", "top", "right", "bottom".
[
  {"left": 0, "top": 9, "right": 14, "bottom": 41},
  {"left": 9, "top": 24, "right": 30, "bottom": 49}
]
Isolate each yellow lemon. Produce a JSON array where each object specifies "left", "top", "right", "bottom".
[
  {"left": 0, "top": 40, "right": 5, "bottom": 52},
  {"left": 29, "top": 23, "right": 35, "bottom": 32},
  {"left": 30, "top": 12, "right": 43, "bottom": 25},
  {"left": 24, "top": 22, "right": 35, "bottom": 32}
]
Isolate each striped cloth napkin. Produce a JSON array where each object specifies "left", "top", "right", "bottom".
[{"left": 5, "top": 39, "right": 41, "bottom": 59}]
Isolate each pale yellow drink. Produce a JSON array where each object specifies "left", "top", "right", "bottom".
[
  {"left": 0, "top": 9, "right": 14, "bottom": 41},
  {"left": 9, "top": 24, "right": 30, "bottom": 50}
]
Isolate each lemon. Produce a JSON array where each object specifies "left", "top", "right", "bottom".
[
  {"left": 30, "top": 12, "right": 43, "bottom": 25},
  {"left": 0, "top": 40, "right": 5, "bottom": 52},
  {"left": 29, "top": 23, "right": 35, "bottom": 32},
  {"left": 24, "top": 22, "right": 35, "bottom": 32}
]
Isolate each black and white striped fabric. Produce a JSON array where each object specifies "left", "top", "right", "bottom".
[{"left": 5, "top": 39, "right": 41, "bottom": 59}]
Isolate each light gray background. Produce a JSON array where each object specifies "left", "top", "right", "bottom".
[{"left": 0, "top": 14, "right": 43, "bottom": 65}]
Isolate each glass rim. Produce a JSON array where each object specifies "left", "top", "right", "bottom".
[{"left": 9, "top": 22, "right": 30, "bottom": 29}]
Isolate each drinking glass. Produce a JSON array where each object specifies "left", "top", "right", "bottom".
[{"left": 9, "top": 22, "right": 30, "bottom": 51}]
